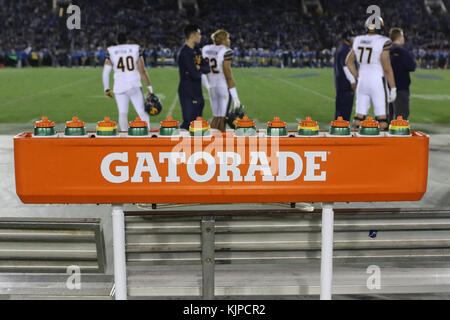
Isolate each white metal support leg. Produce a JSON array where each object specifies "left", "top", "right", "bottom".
[
  {"left": 112, "top": 204, "right": 127, "bottom": 300},
  {"left": 201, "top": 216, "right": 215, "bottom": 300},
  {"left": 320, "top": 202, "right": 334, "bottom": 300}
]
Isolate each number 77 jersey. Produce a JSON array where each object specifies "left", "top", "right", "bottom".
[
  {"left": 202, "top": 44, "right": 233, "bottom": 88},
  {"left": 352, "top": 34, "right": 392, "bottom": 81},
  {"left": 107, "top": 44, "right": 142, "bottom": 94}
]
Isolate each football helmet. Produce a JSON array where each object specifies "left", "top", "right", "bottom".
[
  {"left": 365, "top": 16, "right": 384, "bottom": 34},
  {"left": 226, "top": 105, "right": 246, "bottom": 129},
  {"left": 144, "top": 93, "right": 163, "bottom": 116}
]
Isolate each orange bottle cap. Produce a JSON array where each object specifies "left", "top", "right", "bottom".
[
  {"left": 331, "top": 116, "right": 349, "bottom": 128},
  {"left": 299, "top": 116, "right": 318, "bottom": 128},
  {"left": 66, "top": 116, "right": 85, "bottom": 128},
  {"left": 97, "top": 116, "right": 116, "bottom": 127},
  {"left": 129, "top": 117, "right": 148, "bottom": 128},
  {"left": 390, "top": 116, "right": 410, "bottom": 127},
  {"left": 360, "top": 116, "right": 379, "bottom": 128},
  {"left": 160, "top": 116, "right": 180, "bottom": 128},
  {"left": 35, "top": 116, "right": 55, "bottom": 128},
  {"left": 267, "top": 117, "right": 286, "bottom": 128},
  {"left": 236, "top": 116, "right": 255, "bottom": 128},
  {"left": 190, "top": 117, "right": 210, "bottom": 129}
]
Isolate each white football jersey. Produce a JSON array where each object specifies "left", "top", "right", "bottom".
[
  {"left": 107, "top": 44, "right": 142, "bottom": 94},
  {"left": 202, "top": 44, "right": 233, "bottom": 88},
  {"left": 352, "top": 34, "right": 392, "bottom": 80}
]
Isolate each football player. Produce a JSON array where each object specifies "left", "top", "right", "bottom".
[
  {"left": 102, "top": 33, "right": 155, "bottom": 131},
  {"left": 345, "top": 17, "right": 397, "bottom": 131},
  {"left": 202, "top": 29, "right": 242, "bottom": 131}
]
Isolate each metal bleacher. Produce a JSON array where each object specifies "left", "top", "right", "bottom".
[
  {"left": 0, "top": 218, "right": 111, "bottom": 299},
  {"left": 0, "top": 218, "right": 106, "bottom": 273},
  {"left": 124, "top": 207, "right": 450, "bottom": 298}
]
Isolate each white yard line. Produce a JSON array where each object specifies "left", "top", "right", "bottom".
[
  {"left": 411, "top": 94, "right": 450, "bottom": 100},
  {"left": 166, "top": 93, "right": 179, "bottom": 118},
  {"left": 275, "top": 77, "right": 334, "bottom": 102}
]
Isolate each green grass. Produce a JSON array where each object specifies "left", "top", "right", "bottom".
[{"left": 0, "top": 67, "right": 449, "bottom": 127}]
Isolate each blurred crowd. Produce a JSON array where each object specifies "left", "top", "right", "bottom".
[{"left": 0, "top": 0, "right": 448, "bottom": 68}]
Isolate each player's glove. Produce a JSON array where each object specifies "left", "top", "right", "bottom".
[
  {"left": 144, "top": 93, "right": 163, "bottom": 116},
  {"left": 232, "top": 97, "right": 241, "bottom": 110},
  {"left": 388, "top": 88, "right": 397, "bottom": 103},
  {"left": 105, "top": 89, "right": 114, "bottom": 99}
]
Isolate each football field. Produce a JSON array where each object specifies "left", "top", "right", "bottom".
[{"left": 0, "top": 67, "right": 449, "bottom": 132}]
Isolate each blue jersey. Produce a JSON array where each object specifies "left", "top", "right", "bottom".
[
  {"left": 176, "top": 44, "right": 209, "bottom": 98},
  {"left": 390, "top": 44, "right": 416, "bottom": 90},
  {"left": 333, "top": 41, "right": 352, "bottom": 91}
]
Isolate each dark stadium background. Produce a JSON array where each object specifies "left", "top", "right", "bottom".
[{"left": 0, "top": 0, "right": 448, "bottom": 69}]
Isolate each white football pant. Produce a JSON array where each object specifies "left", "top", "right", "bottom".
[
  {"left": 355, "top": 76, "right": 389, "bottom": 117},
  {"left": 209, "top": 86, "right": 230, "bottom": 117},
  {"left": 114, "top": 86, "right": 150, "bottom": 131}
]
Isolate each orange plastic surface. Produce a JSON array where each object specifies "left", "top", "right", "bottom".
[
  {"left": 391, "top": 116, "right": 410, "bottom": 127},
  {"left": 129, "top": 117, "right": 148, "bottom": 128},
  {"left": 190, "top": 117, "right": 209, "bottom": 129},
  {"left": 35, "top": 117, "right": 55, "bottom": 128},
  {"left": 299, "top": 117, "right": 318, "bottom": 128},
  {"left": 360, "top": 116, "right": 379, "bottom": 128},
  {"left": 97, "top": 117, "right": 116, "bottom": 128},
  {"left": 66, "top": 117, "right": 85, "bottom": 128},
  {"left": 267, "top": 117, "right": 286, "bottom": 128},
  {"left": 160, "top": 116, "right": 179, "bottom": 128},
  {"left": 331, "top": 116, "right": 349, "bottom": 128},
  {"left": 14, "top": 131, "right": 429, "bottom": 204},
  {"left": 236, "top": 116, "right": 255, "bottom": 128}
]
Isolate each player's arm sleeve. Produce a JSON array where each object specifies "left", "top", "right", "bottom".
[
  {"left": 345, "top": 49, "right": 358, "bottom": 79},
  {"left": 383, "top": 40, "right": 393, "bottom": 51},
  {"left": 224, "top": 50, "right": 234, "bottom": 61},
  {"left": 201, "top": 74, "right": 210, "bottom": 90},
  {"left": 102, "top": 64, "right": 112, "bottom": 91},
  {"left": 343, "top": 66, "right": 356, "bottom": 84},
  {"left": 181, "top": 50, "right": 202, "bottom": 80}
]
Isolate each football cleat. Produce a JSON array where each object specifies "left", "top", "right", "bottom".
[{"left": 144, "top": 93, "right": 163, "bottom": 116}]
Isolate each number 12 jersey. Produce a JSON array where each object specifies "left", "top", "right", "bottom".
[{"left": 202, "top": 44, "right": 233, "bottom": 88}]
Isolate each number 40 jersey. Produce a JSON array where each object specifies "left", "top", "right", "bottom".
[
  {"left": 202, "top": 44, "right": 233, "bottom": 88},
  {"left": 352, "top": 34, "right": 392, "bottom": 81},
  {"left": 107, "top": 44, "right": 143, "bottom": 94}
]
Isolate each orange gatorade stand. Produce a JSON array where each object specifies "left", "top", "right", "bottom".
[{"left": 14, "top": 115, "right": 429, "bottom": 300}]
